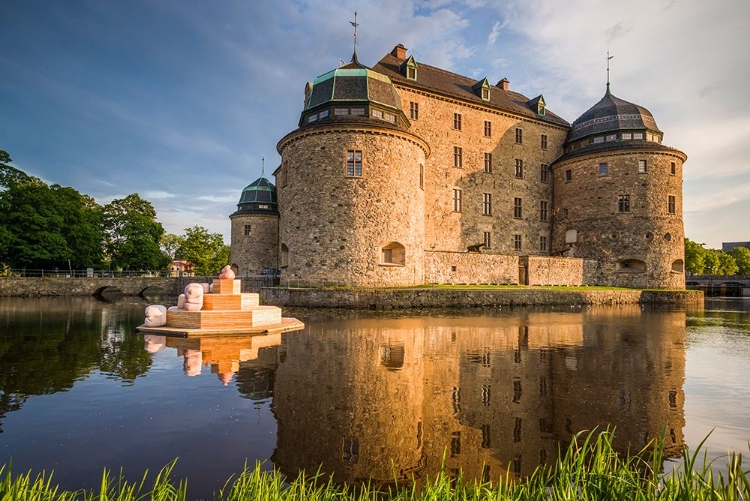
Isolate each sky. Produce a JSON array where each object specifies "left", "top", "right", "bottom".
[{"left": 1, "top": 0, "right": 748, "bottom": 248}]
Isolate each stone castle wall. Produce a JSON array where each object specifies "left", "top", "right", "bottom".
[
  {"left": 276, "top": 124, "right": 428, "bottom": 286},
  {"left": 424, "top": 250, "right": 519, "bottom": 284},
  {"left": 552, "top": 147, "right": 687, "bottom": 288},
  {"left": 396, "top": 86, "right": 568, "bottom": 255},
  {"left": 229, "top": 212, "right": 278, "bottom": 276},
  {"left": 520, "top": 256, "right": 598, "bottom": 286}
]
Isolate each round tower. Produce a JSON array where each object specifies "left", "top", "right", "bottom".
[
  {"left": 551, "top": 88, "right": 687, "bottom": 289},
  {"left": 229, "top": 173, "right": 279, "bottom": 277},
  {"left": 275, "top": 55, "right": 429, "bottom": 286}
]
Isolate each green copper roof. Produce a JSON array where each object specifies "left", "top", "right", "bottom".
[{"left": 235, "top": 174, "right": 278, "bottom": 214}]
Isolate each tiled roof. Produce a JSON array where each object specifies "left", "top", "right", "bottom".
[
  {"left": 372, "top": 53, "right": 569, "bottom": 128},
  {"left": 567, "top": 90, "right": 661, "bottom": 143}
]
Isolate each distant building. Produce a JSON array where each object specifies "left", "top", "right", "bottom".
[
  {"left": 231, "top": 43, "right": 687, "bottom": 289},
  {"left": 722, "top": 242, "right": 750, "bottom": 252},
  {"left": 170, "top": 260, "right": 194, "bottom": 277}
]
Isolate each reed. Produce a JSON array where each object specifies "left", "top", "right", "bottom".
[{"left": 1, "top": 431, "right": 747, "bottom": 500}]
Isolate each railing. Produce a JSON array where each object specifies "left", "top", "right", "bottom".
[{"left": 0, "top": 269, "right": 175, "bottom": 278}]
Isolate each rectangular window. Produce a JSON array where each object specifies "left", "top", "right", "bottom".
[
  {"left": 515, "top": 128, "right": 523, "bottom": 144},
  {"left": 633, "top": 132, "right": 644, "bottom": 139},
  {"left": 668, "top": 195, "right": 676, "bottom": 214},
  {"left": 540, "top": 200, "right": 548, "bottom": 221},
  {"left": 244, "top": 224, "right": 251, "bottom": 236},
  {"left": 514, "top": 197, "right": 522, "bottom": 219},
  {"left": 515, "top": 159, "right": 524, "bottom": 178},
  {"left": 670, "top": 162, "right": 676, "bottom": 175},
  {"left": 540, "top": 236, "right": 548, "bottom": 252},
  {"left": 410, "top": 101, "right": 419, "bottom": 120},
  {"left": 599, "top": 163, "right": 608, "bottom": 176},
  {"left": 371, "top": 109, "right": 383, "bottom": 118},
  {"left": 618, "top": 194, "right": 630, "bottom": 213},
  {"left": 346, "top": 150, "right": 362, "bottom": 177},
  {"left": 565, "top": 169, "right": 572, "bottom": 182},
  {"left": 606, "top": 134, "right": 617, "bottom": 141},
  {"left": 483, "top": 231, "right": 491, "bottom": 249},
  {"left": 419, "top": 165, "right": 424, "bottom": 190},
  {"left": 453, "top": 113, "right": 462, "bottom": 130},
  {"left": 453, "top": 146, "right": 463, "bottom": 168},
  {"left": 484, "top": 120, "right": 492, "bottom": 137},
  {"left": 351, "top": 108, "right": 365, "bottom": 115},
  {"left": 484, "top": 153, "right": 492, "bottom": 173},
  {"left": 319, "top": 109, "right": 329, "bottom": 119},
  {"left": 453, "top": 189, "right": 462, "bottom": 212},
  {"left": 483, "top": 193, "right": 492, "bottom": 215},
  {"left": 334, "top": 107, "right": 348, "bottom": 115},
  {"left": 541, "top": 134, "right": 548, "bottom": 150},
  {"left": 638, "top": 160, "right": 648, "bottom": 173},
  {"left": 382, "top": 248, "right": 393, "bottom": 263},
  {"left": 540, "top": 163, "right": 549, "bottom": 183},
  {"left": 622, "top": 132, "right": 632, "bottom": 140},
  {"left": 563, "top": 208, "right": 569, "bottom": 217},
  {"left": 514, "top": 234, "right": 522, "bottom": 250}
]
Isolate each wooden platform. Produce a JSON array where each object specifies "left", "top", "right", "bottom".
[{"left": 136, "top": 316, "right": 305, "bottom": 338}]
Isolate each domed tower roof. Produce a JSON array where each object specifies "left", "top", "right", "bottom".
[
  {"left": 298, "top": 55, "right": 409, "bottom": 129},
  {"left": 567, "top": 87, "right": 662, "bottom": 142},
  {"left": 233, "top": 174, "right": 278, "bottom": 215}
]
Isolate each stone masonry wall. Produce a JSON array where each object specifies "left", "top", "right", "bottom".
[
  {"left": 520, "top": 256, "right": 592, "bottom": 286},
  {"left": 552, "top": 147, "right": 687, "bottom": 289},
  {"left": 277, "top": 124, "right": 428, "bottom": 287},
  {"left": 424, "top": 250, "right": 518, "bottom": 284},
  {"left": 230, "top": 212, "right": 279, "bottom": 277},
  {"left": 396, "top": 86, "right": 568, "bottom": 255}
]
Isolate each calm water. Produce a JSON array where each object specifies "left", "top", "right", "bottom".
[{"left": 0, "top": 297, "right": 748, "bottom": 498}]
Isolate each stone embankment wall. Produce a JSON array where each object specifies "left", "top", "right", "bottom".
[
  {"left": 261, "top": 287, "right": 704, "bottom": 309},
  {"left": 0, "top": 277, "right": 180, "bottom": 297},
  {"left": 424, "top": 251, "right": 518, "bottom": 284}
]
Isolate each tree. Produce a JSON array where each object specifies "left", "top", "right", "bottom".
[
  {"left": 716, "top": 252, "right": 739, "bottom": 276},
  {"left": 702, "top": 250, "right": 720, "bottom": 276},
  {"left": 684, "top": 238, "right": 706, "bottom": 275},
  {"left": 178, "top": 225, "right": 230, "bottom": 276},
  {"left": 0, "top": 149, "right": 31, "bottom": 190},
  {"left": 103, "top": 194, "right": 169, "bottom": 270},
  {"left": 160, "top": 233, "right": 184, "bottom": 261},
  {"left": 728, "top": 246, "right": 750, "bottom": 275},
  {"left": 52, "top": 186, "right": 105, "bottom": 268}
]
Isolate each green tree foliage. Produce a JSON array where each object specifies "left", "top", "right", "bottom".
[
  {"left": 684, "top": 238, "right": 707, "bottom": 274},
  {"left": 52, "top": 186, "right": 106, "bottom": 268},
  {"left": 702, "top": 249, "right": 720, "bottom": 275},
  {"left": 103, "top": 194, "right": 170, "bottom": 270},
  {"left": 178, "top": 225, "right": 230, "bottom": 275},
  {"left": 160, "top": 233, "right": 184, "bottom": 261},
  {"left": 716, "top": 251, "right": 739, "bottom": 276},
  {"left": 728, "top": 246, "right": 750, "bottom": 275}
]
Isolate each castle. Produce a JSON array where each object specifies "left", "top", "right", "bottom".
[{"left": 230, "top": 44, "right": 687, "bottom": 289}]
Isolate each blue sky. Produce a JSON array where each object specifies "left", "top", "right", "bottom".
[{"left": 1, "top": 0, "right": 748, "bottom": 248}]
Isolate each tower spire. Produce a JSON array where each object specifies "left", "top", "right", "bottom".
[
  {"left": 349, "top": 12, "right": 359, "bottom": 63},
  {"left": 606, "top": 50, "right": 614, "bottom": 95},
  {"left": 261, "top": 156, "right": 265, "bottom": 175}
]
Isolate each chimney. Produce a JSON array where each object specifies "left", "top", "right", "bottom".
[
  {"left": 391, "top": 44, "right": 407, "bottom": 60},
  {"left": 498, "top": 78, "right": 509, "bottom": 91}
]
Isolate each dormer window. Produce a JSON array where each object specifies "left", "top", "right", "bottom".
[
  {"left": 528, "top": 95, "right": 546, "bottom": 116},
  {"left": 472, "top": 78, "right": 491, "bottom": 101},
  {"left": 401, "top": 55, "right": 418, "bottom": 81}
]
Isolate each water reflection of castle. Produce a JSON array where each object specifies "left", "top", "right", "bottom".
[{"left": 270, "top": 307, "right": 686, "bottom": 485}]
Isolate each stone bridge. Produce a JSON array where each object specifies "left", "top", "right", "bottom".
[
  {"left": 0, "top": 276, "right": 180, "bottom": 297},
  {"left": 686, "top": 275, "right": 750, "bottom": 297},
  {"left": 0, "top": 276, "right": 278, "bottom": 297}
]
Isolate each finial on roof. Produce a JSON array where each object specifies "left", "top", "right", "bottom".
[
  {"left": 349, "top": 12, "right": 359, "bottom": 63},
  {"left": 261, "top": 156, "right": 265, "bottom": 175},
  {"left": 606, "top": 50, "right": 613, "bottom": 95}
]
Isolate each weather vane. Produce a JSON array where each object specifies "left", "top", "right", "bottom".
[
  {"left": 349, "top": 12, "right": 358, "bottom": 57},
  {"left": 261, "top": 156, "right": 265, "bottom": 175},
  {"left": 606, "top": 50, "right": 614, "bottom": 93}
]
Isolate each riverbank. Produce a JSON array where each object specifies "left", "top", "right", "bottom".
[{"left": 260, "top": 286, "right": 704, "bottom": 309}]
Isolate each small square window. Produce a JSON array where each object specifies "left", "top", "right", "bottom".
[
  {"left": 618, "top": 194, "right": 630, "bottom": 213},
  {"left": 346, "top": 150, "right": 363, "bottom": 177},
  {"left": 633, "top": 132, "right": 644, "bottom": 140},
  {"left": 540, "top": 163, "right": 549, "bottom": 183},
  {"left": 621, "top": 132, "right": 632, "bottom": 140},
  {"left": 410, "top": 102, "right": 419, "bottom": 120},
  {"left": 515, "top": 128, "right": 523, "bottom": 144},
  {"left": 638, "top": 160, "right": 648, "bottom": 173},
  {"left": 514, "top": 234, "right": 522, "bottom": 250},
  {"left": 599, "top": 163, "right": 608, "bottom": 176},
  {"left": 565, "top": 169, "right": 572, "bottom": 182},
  {"left": 563, "top": 208, "right": 569, "bottom": 217},
  {"left": 453, "top": 147, "right": 463, "bottom": 168},
  {"left": 244, "top": 225, "right": 251, "bottom": 236}
]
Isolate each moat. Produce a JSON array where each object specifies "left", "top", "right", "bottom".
[{"left": 0, "top": 297, "right": 748, "bottom": 499}]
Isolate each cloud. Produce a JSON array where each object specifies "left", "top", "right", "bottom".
[
  {"left": 143, "top": 190, "right": 176, "bottom": 200},
  {"left": 487, "top": 20, "right": 507, "bottom": 47},
  {"left": 603, "top": 21, "right": 633, "bottom": 42}
]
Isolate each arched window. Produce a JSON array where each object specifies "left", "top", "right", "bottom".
[
  {"left": 616, "top": 259, "right": 647, "bottom": 273},
  {"left": 671, "top": 259, "right": 684, "bottom": 273},
  {"left": 281, "top": 243, "right": 289, "bottom": 267},
  {"left": 381, "top": 242, "right": 406, "bottom": 265}
]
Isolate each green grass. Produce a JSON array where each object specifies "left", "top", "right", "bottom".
[{"left": 1, "top": 431, "right": 747, "bottom": 500}]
